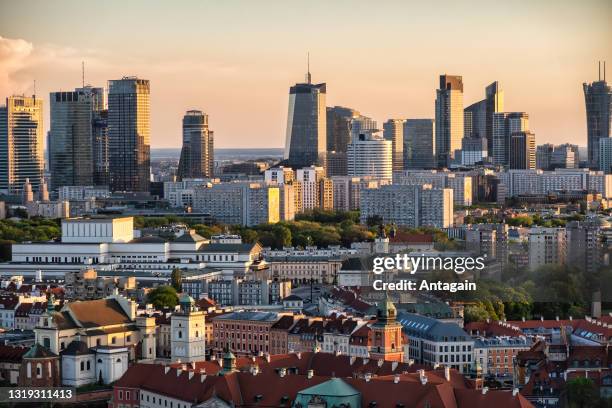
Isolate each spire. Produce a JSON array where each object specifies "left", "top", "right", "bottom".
[{"left": 306, "top": 52, "right": 311, "bottom": 84}]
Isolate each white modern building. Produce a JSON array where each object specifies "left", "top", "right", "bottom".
[{"left": 347, "top": 131, "right": 392, "bottom": 181}]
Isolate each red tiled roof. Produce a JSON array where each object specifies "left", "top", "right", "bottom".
[
  {"left": 0, "top": 345, "right": 29, "bottom": 362},
  {"left": 389, "top": 232, "right": 434, "bottom": 244},
  {"left": 465, "top": 320, "right": 523, "bottom": 337}
]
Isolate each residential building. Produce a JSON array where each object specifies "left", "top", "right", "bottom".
[
  {"left": 528, "top": 227, "right": 567, "bottom": 270},
  {"left": 473, "top": 336, "right": 530, "bottom": 378},
  {"left": 177, "top": 110, "right": 214, "bottom": 180},
  {"left": 193, "top": 182, "right": 279, "bottom": 226},
  {"left": 295, "top": 166, "right": 332, "bottom": 212},
  {"left": 404, "top": 119, "right": 435, "bottom": 169},
  {"left": 347, "top": 131, "right": 393, "bottom": 180},
  {"left": 108, "top": 77, "right": 150, "bottom": 192},
  {"left": 360, "top": 184, "right": 453, "bottom": 228},
  {"left": 435, "top": 75, "right": 464, "bottom": 167},
  {"left": 211, "top": 311, "right": 279, "bottom": 358},
  {"left": 0, "top": 95, "right": 44, "bottom": 194},
  {"left": 267, "top": 255, "right": 342, "bottom": 285}
]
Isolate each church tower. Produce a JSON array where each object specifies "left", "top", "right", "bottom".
[
  {"left": 369, "top": 294, "right": 404, "bottom": 362},
  {"left": 170, "top": 294, "right": 206, "bottom": 363}
]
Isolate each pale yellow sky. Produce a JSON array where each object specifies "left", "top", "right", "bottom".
[{"left": 0, "top": 0, "right": 611, "bottom": 148}]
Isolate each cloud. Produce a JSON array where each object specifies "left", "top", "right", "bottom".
[{"left": 0, "top": 36, "right": 34, "bottom": 96}]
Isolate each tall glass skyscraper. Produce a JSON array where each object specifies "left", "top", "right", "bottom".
[
  {"left": 464, "top": 81, "right": 503, "bottom": 155},
  {"left": 49, "top": 86, "right": 104, "bottom": 190},
  {"left": 492, "top": 112, "right": 529, "bottom": 166},
  {"left": 284, "top": 71, "right": 326, "bottom": 170},
  {"left": 435, "top": 75, "right": 464, "bottom": 168},
  {"left": 0, "top": 95, "right": 44, "bottom": 194},
  {"left": 108, "top": 77, "right": 151, "bottom": 192},
  {"left": 178, "top": 110, "right": 214, "bottom": 180},
  {"left": 584, "top": 65, "right": 611, "bottom": 169},
  {"left": 404, "top": 119, "right": 435, "bottom": 169},
  {"left": 383, "top": 119, "right": 405, "bottom": 172}
]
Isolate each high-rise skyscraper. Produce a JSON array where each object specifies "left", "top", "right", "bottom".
[
  {"left": 108, "top": 77, "right": 151, "bottom": 192},
  {"left": 284, "top": 69, "right": 326, "bottom": 170},
  {"left": 177, "top": 110, "right": 214, "bottom": 180},
  {"left": 383, "top": 119, "right": 405, "bottom": 172},
  {"left": 492, "top": 112, "right": 529, "bottom": 166},
  {"left": 93, "top": 109, "right": 109, "bottom": 186},
  {"left": 326, "top": 106, "right": 359, "bottom": 176},
  {"left": 435, "top": 75, "right": 464, "bottom": 168},
  {"left": 464, "top": 81, "right": 503, "bottom": 155},
  {"left": 49, "top": 86, "right": 104, "bottom": 190},
  {"left": 403, "top": 119, "right": 435, "bottom": 169},
  {"left": 584, "top": 62, "right": 611, "bottom": 169},
  {"left": 0, "top": 95, "right": 44, "bottom": 194},
  {"left": 509, "top": 131, "right": 536, "bottom": 169},
  {"left": 347, "top": 131, "right": 393, "bottom": 180}
]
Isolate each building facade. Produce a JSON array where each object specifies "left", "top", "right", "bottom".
[{"left": 177, "top": 110, "right": 214, "bottom": 180}]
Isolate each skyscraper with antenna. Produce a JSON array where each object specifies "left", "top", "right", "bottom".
[
  {"left": 584, "top": 61, "right": 611, "bottom": 169},
  {"left": 284, "top": 54, "right": 327, "bottom": 170}
]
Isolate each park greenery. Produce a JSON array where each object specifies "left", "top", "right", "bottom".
[
  {"left": 146, "top": 285, "right": 179, "bottom": 309},
  {"left": 431, "top": 262, "right": 612, "bottom": 324},
  {"left": 0, "top": 218, "right": 61, "bottom": 261}
]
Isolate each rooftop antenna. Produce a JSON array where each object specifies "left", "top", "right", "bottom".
[
  {"left": 599, "top": 61, "right": 601, "bottom": 81},
  {"left": 33, "top": 80, "right": 36, "bottom": 98},
  {"left": 604, "top": 61, "right": 606, "bottom": 82},
  {"left": 82, "top": 61, "right": 85, "bottom": 87},
  {"left": 306, "top": 52, "right": 311, "bottom": 84}
]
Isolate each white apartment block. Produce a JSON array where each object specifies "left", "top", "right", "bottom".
[
  {"left": 497, "top": 169, "right": 612, "bottom": 198},
  {"left": 347, "top": 132, "right": 393, "bottom": 180},
  {"left": 528, "top": 227, "right": 567, "bottom": 270},
  {"left": 58, "top": 186, "right": 110, "bottom": 201}
]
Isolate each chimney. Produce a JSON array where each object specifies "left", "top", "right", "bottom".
[
  {"left": 377, "top": 359, "right": 384, "bottom": 367},
  {"left": 265, "top": 353, "right": 271, "bottom": 363},
  {"left": 164, "top": 366, "right": 170, "bottom": 374},
  {"left": 210, "top": 355, "right": 216, "bottom": 361},
  {"left": 181, "top": 364, "right": 187, "bottom": 371},
  {"left": 394, "top": 374, "right": 400, "bottom": 384},
  {"left": 482, "top": 387, "right": 489, "bottom": 395},
  {"left": 408, "top": 359, "right": 414, "bottom": 366},
  {"left": 365, "top": 373, "right": 372, "bottom": 382},
  {"left": 433, "top": 363, "right": 440, "bottom": 369},
  {"left": 391, "top": 361, "right": 398, "bottom": 372},
  {"left": 444, "top": 366, "right": 451, "bottom": 382},
  {"left": 363, "top": 358, "right": 369, "bottom": 365},
  {"left": 350, "top": 356, "right": 356, "bottom": 365},
  {"left": 512, "top": 388, "right": 519, "bottom": 397},
  {"left": 176, "top": 369, "right": 182, "bottom": 377},
  {"left": 555, "top": 316, "right": 559, "bottom": 321},
  {"left": 307, "top": 369, "right": 314, "bottom": 379},
  {"left": 200, "top": 374, "right": 207, "bottom": 383},
  {"left": 279, "top": 367, "right": 287, "bottom": 378},
  {"left": 188, "top": 371, "right": 194, "bottom": 380},
  {"left": 296, "top": 352, "right": 301, "bottom": 360},
  {"left": 540, "top": 316, "right": 544, "bottom": 322},
  {"left": 251, "top": 365, "right": 259, "bottom": 376}
]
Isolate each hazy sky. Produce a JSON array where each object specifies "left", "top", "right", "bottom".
[{"left": 1, "top": 0, "right": 611, "bottom": 149}]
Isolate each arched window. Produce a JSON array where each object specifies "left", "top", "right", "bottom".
[
  {"left": 178, "top": 331, "right": 182, "bottom": 339},
  {"left": 26, "top": 362, "right": 31, "bottom": 378},
  {"left": 80, "top": 361, "right": 85, "bottom": 371},
  {"left": 36, "top": 363, "right": 42, "bottom": 378},
  {"left": 116, "top": 358, "right": 121, "bottom": 363},
  {"left": 86, "top": 361, "right": 90, "bottom": 370}
]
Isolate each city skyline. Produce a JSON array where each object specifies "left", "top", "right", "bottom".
[{"left": 1, "top": 0, "right": 610, "bottom": 149}]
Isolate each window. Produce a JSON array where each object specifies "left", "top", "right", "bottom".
[
  {"left": 80, "top": 361, "right": 85, "bottom": 371},
  {"left": 36, "top": 363, "right": 42, "bottom": 378},
  {"left": 87, "top": 361, "right": 91, "bottom": 370}
]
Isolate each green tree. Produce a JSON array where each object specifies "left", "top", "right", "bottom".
[
  {"left": 170, "top": 268, "right": 182, "bottom": 292},
  {"left": 566, "top": 377, "right": 597, "bottom": 408},
  {"left": 147, "top": 286, "right": 179, "bottom": 309}
]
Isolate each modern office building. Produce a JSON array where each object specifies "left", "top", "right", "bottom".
[
  {"left": 326, "top": 106, "right": 358, "bottom": 153},
  {"left": 93, "top": 108, "right": 109, "bottom": 186},
  {"left": 492, "top": 112, "right": 529, "bottom": 166},
  {"left": 599, "top": 137, "right": 612, "bottom": 173},
  {"left": 383, "top": 119, "right": 404, "bottom": 171},
  {"left": 509, "top": 131, "right": 536, "bottom": 170},
  {"left": 107, "top": 77, "right": 151, "bottom": 192},
  {"left": 284, "top": 70, "right": 326, "bottom": 170},
  {"left": 347, "top": 131, "right": 392, "bottom": 180},
  {"left": 461, "top": 136, "right": 488, "bottom": 166},
  {"left": 537, "top": 143, "right": 578, "bottom": 170},
  {"left": 536, "top": 144, "right": 554, "bottom": 170},
  {"left": 584, "top": 64, "right": 611, "bottom": 169},
  {"left": 435, "top": 75, "right": 464, "bottom": 168},
  {"left": 403, "top": 119, "right": 435, "bottom": 169},
  {"left": 49, "top": 87, "right": 104, "bottom": 190},
  {"left": 0, "top": 95, "right": 44, "bottom": 194},
  {"left": 464, "top": 81, "right": 503, "bottom": 155},
  {"left": 177, "top": 110, "right": 214, "bottom": 180}
]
